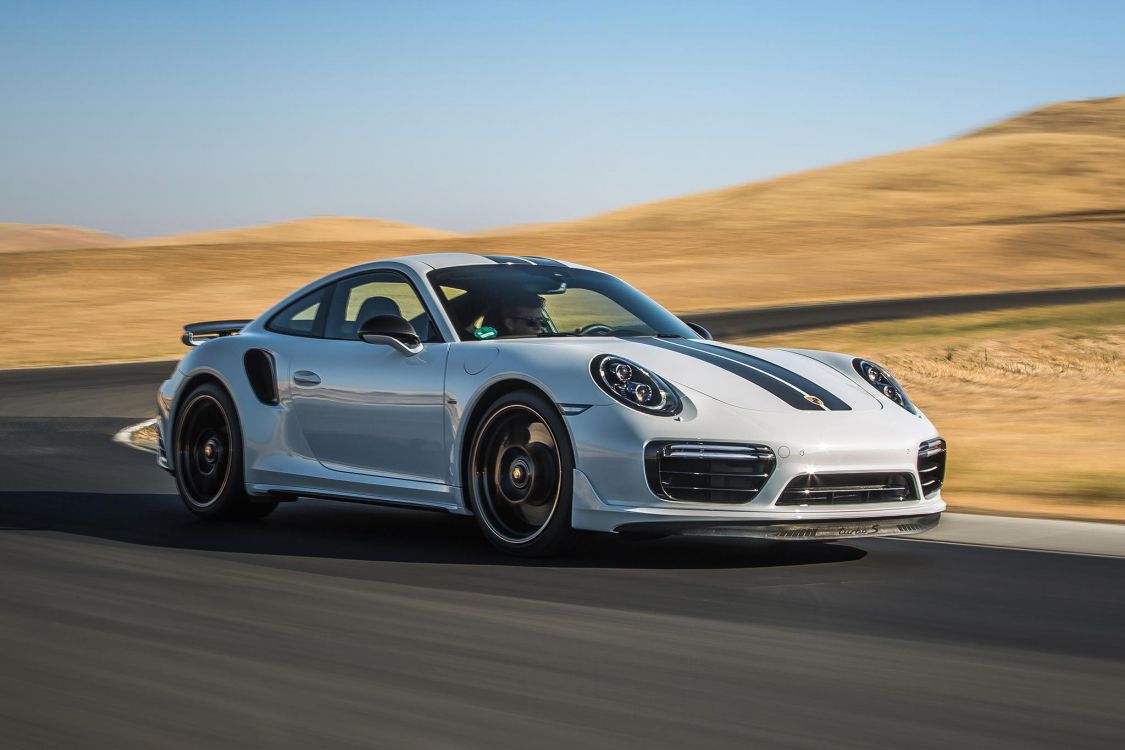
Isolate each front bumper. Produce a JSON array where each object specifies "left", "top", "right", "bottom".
[
  {"left": 565, "top": 394, "right": 947, "bottom": 537},
  {"left": 571, "top": 467, "right": 945, "bottom": 536}
]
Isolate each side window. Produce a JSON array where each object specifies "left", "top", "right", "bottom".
[
  {"left": 325, "top": 272, "right": 440, "bottom": 341},
  {"left": 267, "top": 287, "right": 328, "bottom": 336}
]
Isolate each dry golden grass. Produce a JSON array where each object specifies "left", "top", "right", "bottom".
[
  {"left": 0, "top": 223, "right": 123, "bottom": 253},
  {"left": 968, "top": 95, "right": 1125, "bottom": 140},
  {"left": 747, "top": 301, "right": 1125, "bottom": 523},
  {"left": 134, "top": 215, "right": 458, "bottom": 246}
]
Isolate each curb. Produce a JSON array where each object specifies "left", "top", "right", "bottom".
[{"left": 113, "top": 418, "right": 159, "bottom": 455}]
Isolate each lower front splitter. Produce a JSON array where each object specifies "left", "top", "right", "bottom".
[{"left": 614, "top": 512, "right": 941, "bottom": 540}]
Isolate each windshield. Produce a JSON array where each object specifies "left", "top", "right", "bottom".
[{"left": 427, "top": 264, "right": 697, "bottom": 341}]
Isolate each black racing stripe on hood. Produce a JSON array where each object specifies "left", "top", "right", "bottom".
[
  {"left": 638, "top": 338, "right": 825, "bottom": 411},
  {"left": 677, "top": 340, "right": 853, "bottom": 411}
]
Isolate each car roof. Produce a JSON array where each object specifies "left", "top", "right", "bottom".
[{"left": 344, "top": 253, "right": 594, "bottom": 274}]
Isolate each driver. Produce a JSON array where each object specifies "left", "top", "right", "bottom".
[{"left": 497, "top": 292, "right": 548, "bottom": 337}]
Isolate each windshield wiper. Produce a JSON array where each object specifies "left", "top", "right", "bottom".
[
  {"left": 615, "top": 332, "right": 682, "bottom": 339},
  {"left": 536, "top": 331, "right": 683, "bottom": 339}
]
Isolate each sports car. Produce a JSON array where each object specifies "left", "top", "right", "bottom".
[{"left": 157, "top": 253, "right": 946, "bottom": 555}]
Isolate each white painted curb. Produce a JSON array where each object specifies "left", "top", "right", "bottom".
[{"left": 113, "top": 418, "right": 159, "bottom": 455}]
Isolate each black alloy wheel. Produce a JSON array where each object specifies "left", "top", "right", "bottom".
[
  {"left": 468, "top": 390, "right": 575, "bottom": 556},
  {"left": 173, "top": 382, "right": 277, "bottom": 520}
]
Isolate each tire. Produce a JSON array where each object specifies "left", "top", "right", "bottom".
[
  {"left": 173, "top": 382, "right": 278, "bottom": 520},
  {"left": 466, "top": 390, "right": 575, "bottom": 556}
]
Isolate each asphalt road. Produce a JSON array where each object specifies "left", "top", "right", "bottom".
[{"left": 1, "top": 362, "right": 1123, "bottom": 750}]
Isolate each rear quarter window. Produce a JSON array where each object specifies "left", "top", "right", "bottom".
[{"left": 267, "top": 287, "right": 328, "bottom": 336}]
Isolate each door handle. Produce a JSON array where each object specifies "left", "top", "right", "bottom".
[{"left": 293, "top": 370, "right": 321, "bottom": 387}]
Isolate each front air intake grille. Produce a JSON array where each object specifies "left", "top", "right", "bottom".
[
  {"left": 645, "top": 442, "right": 776, "bottom": 503},
  {"left": 917, "top": 437, "right": 947, "bottom": 498},
  {"left": 777, "top": 472, "right": 919, "bottom": 506}
]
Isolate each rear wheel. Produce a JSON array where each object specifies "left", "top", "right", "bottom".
[
  {"left": 467, "top": 390, "right": 575, "bottom": 556},
  {"left": 173, "top": 382, "right": 278, "bottom": 520}
]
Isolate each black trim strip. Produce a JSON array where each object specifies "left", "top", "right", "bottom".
[
  {"left": 680, "top": 340, "right": 852, "bottom": 411},
  {"left": 638, "top": 338, "right": 823, "bottom": 411},
  {"left": 522, "top": 256, "right": 566, "bottom": 267},
  {"left": 482, "top": 254, "right": 534, "bottom": 265},
  {"left": 263, "top": 489, "right": 451, "bottom": 512}
]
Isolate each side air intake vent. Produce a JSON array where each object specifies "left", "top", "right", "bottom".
[
  {"left": 645, "top": 442, "right": 776, "bottom": 503},
  {"left": 917, "top": 437, "right": 947, "bottom": 498},
  {"left": 777, "top": 472, "right": 919, "bottom": 506},
  {"left": 244, "top": 349, "right": 279, "bottom": 405}
]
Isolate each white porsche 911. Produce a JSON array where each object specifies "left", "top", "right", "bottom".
[{"left": 157, "top": 253, "right": 946, "bottom": 555}]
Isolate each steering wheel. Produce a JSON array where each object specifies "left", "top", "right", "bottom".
[{"left": 577, "top": 323, "right": 615, "bottom": 337}]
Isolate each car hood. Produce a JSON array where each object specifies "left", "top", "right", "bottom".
[{"left": 498, "top": 337, "right": 882, "bottom": 413}]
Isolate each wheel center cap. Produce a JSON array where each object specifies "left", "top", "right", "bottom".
[
  {"left": 202, "top": 439, "right": 219, "bottom": 463},
  {"left": 509, "top": 457, "right": 532, "bottom": 489}
]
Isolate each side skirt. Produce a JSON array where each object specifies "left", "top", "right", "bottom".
[{"left": 249, "top": 484, "right": 467, "bottom": 514}]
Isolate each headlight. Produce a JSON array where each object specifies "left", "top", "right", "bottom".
[
  {"left": 852, "top": 359, "right": 918, "bottom": 414},
  {"left": 591, "top": 355, "right": 681, "bottom": 416}
]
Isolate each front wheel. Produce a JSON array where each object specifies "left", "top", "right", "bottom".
[
  {"left": 467, "top": 390, "right": 575, "bottom": 556},
  {"left": 173, "top": 382, "right": 278, "bottom": 520}
]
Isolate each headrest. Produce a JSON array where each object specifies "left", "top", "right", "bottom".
[{"left": 355, "top": 296, "right": 402, "bottom": 324}]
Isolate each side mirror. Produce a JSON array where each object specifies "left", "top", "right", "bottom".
[
  {"left": 358, "top": 315, "right": 423, "bottom": 355},
  {"left": 685, "top": 321, "right": 714, "bottom": 340}
]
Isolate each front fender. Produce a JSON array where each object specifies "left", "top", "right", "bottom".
[{"left": 780, "top": 347, "right": 936, "bottom": 425}]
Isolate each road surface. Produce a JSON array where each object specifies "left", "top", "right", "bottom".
[{"left": 0, "top": 362, "right": 1121, "bottom": 749}]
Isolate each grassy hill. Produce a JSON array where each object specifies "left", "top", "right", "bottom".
[
  {"left": 521, "top": 131, "right": 1125, "bottom": 232},
  {"left": 138, "top": 216, "right": 458, "bottom": 246},
  {"left": 4, "top": 95, "right": 1125, "bottom": 367},
  {"left": 0, "top": 223, "right": 123, "bottom": 253},
  {"left": 966, "top": 95, "right": 1125, "bottom": 140}
]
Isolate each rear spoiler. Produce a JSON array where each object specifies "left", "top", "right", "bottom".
[{"left": 181, "top": 320, "right": 253, "bottom": 347}]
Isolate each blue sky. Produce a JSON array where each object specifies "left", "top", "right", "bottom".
[{"left": 2, "top": 0, "right": 1123, "bottom": 237}]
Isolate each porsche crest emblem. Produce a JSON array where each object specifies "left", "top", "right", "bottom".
[{"left": 804, "top": 395, "right": 826, "bottom": 407}]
